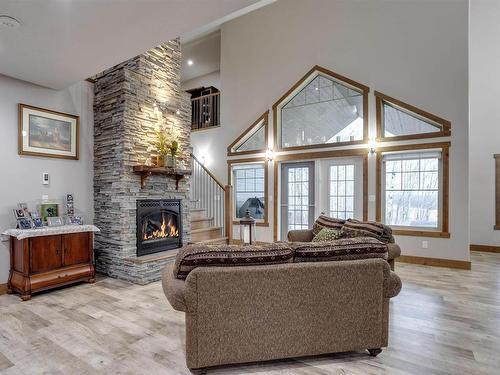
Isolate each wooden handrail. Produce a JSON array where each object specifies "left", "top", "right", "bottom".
[
  {"left": 190, "top": 92, "right": 220, "bottom": 102},
  {"left": 190, "top": 153, "right": 225, "bottom": 190}
]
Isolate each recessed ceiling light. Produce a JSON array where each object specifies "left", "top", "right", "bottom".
[
  {"left": 187, "top": 60, "right": 194, "bottom": 66},
  {"left": 0, "top": 15, "right": 21, "bottom": 28}
]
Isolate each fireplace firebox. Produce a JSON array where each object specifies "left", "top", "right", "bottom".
[{"left": 136, "top": 199, "right": 182, "bottom": 256}]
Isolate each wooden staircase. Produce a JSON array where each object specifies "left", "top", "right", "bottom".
[
  {"left": 190, "top": 207, "right": 226, "bottom": 243},
  {"left": 190, "top": 154, "right": 232, "bottom": 244}
]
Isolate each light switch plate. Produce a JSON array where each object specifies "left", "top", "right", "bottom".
[
  {"left": 422, "top": 240, "right": 428, "bottom": 249},
  {"left": 368, "top": 195, "right": 376, "bottom": 202},
  {"left": 42, "top": 172, "right": 49, "bottom": 185},
  {"left": 42, "top": 195, "right": 49, "bottom": 202}
]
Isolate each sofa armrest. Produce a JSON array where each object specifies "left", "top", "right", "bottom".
[
  {"left": 287, "top": 229, "right": 314, "bottom": 242},
  {"left": 386, "top": 243, "right": 401, "bottom": 261},
  {"left": 384, "top": 271, "right": 402, "bottom": 298},
  {"left": 162, "top": 263, "right": 187, "bottom": 312}
]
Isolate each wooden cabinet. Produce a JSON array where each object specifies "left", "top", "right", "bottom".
[{"left": 8, "top": 232, "right": 95, "bottom": 301}]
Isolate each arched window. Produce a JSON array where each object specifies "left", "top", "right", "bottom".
[{"left": 273, "top": 65, "right": 369, "bottom": 151}]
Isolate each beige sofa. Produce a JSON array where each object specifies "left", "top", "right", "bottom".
[
  {"left": 288, "top": 229, "right": 401, "bottom": 270},
  {"left": 162, "top": 257, "right": 401, "bottom": 373}
]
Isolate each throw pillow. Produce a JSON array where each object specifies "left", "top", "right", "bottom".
[
  {"left": 312, "top": 228, "right": 342, "bottom": 242},
  {"left": 312, "top": 215, "right": 345, "bottom": 236},
  {"left": 341, "top": 219, "right": 394, "bottom": 243},
  {"left": 173, "top": 242, "right": 294, "bottom": 279},
  {"left": 293, "top": 237, "right": 388, "bottom": 262}
]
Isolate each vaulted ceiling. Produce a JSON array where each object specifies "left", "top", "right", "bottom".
[{"left": 0, "top": 0, "right": 271, "bottom": 89}]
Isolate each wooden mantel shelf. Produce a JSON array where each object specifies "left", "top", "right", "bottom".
[{"left": 133, "top": 166, "right": 191, "bottom": 189}]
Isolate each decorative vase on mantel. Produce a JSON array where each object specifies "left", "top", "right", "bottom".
[
  {"left": 166, "top": 155, "right": 176, "bottom": 168},
  {"left": 157, "top": 154, "right": 165, "bottom": 167}
]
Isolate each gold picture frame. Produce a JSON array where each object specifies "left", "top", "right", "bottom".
[{"left": 18, "top": 103, "right": 79, "bottom": 160}]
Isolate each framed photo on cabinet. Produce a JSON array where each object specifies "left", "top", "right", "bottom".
[{"left": 18, "top": 104, "right": 79, "bottom": 160}]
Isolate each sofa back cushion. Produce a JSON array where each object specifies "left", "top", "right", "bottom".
[
  {"left": 341, "top": 219, "right": 394, "bottom": 243},
  {"left": 293, "top": 237, "right": 388, "bottom": 262},
  {"left": 312, "top": 215, "right": 345, "bottom": 236},
  {"left": 173, "top": 243, "right": 294, "bottom": 279}
]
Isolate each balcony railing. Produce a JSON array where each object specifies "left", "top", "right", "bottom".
[{"left": 191, "top": 92, "right": 220, "bottom": 131}]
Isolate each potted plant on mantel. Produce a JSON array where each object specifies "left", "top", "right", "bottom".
[
  {"left": 155, "top": 131, "right": 169, "bottom": 167},
  {"left": 167, "top": 140, "right": 179, "bottom": 168}
]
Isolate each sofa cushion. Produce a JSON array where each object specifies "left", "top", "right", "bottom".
[
  {"left": 293, "top": 237, "right": 388, "bottom": 262},
  {"left": 312, "top": 215, "right": 346, "bottom": 236},
  {"left": 341, "top": 219, "right": 394, "bottom": 243},
  {"left": 173, "top": 243, "right": 294, "bottom": 279},
  {"left": 312, "top": 228, "right": 342, "bottom": 242}
]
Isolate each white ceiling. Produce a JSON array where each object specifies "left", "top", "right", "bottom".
[
  {"left": 181, "top": 31, "right": 220, "bottom": 83},
  {"left": 0, "top": 0, "right": 266, "bottom": 89}
]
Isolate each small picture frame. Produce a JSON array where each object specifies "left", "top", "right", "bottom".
[
  {"left": 67, "top": 216, "right": 83, "bottom": 225},
  {"left": 47, "top": 216, "right": 64, "bottom": 227},
  {"left": 66, "top": 194, "right": 74, "bottom": 216},
  {"left": 40, "top": 203, "right": 59, "bottom": 221},
  {"left": 13, "top": 208, "right": 26, "bottom": 220},
  {"left": 30, "top": 211, "right": 40, "bottom": 219},
  {"left": 17, "top": 203, "right": 30, "bottom": 217},
  {"left": 32, "top": 218, "right": 44, "bottom": 228},
  {"left": 17, "top": 218, "right": 34, "bottom": 230}
]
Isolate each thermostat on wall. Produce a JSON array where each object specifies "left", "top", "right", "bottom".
[{"left": 42, "top": 172, "right": 49, "bottom": 185}]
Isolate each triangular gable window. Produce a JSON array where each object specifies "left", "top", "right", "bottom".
[
  {"left": 227, "top": 111, "right": 268, "bottom": 155},
  {"left": 376, "top": 91, "right": 451, "bottom": 141},
  {"left": 273, "top": 65, "right": 369, "bottom": 151}
]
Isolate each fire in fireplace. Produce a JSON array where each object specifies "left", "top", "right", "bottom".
[{"left": 136, "top": 199, "right": 182, "bottom": 256}]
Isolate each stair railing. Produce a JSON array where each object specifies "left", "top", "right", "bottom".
[{"left": 191, "top": 153, "right": 232, "bottom": 242}]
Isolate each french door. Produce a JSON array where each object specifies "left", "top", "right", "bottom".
[
  {"left": 280, "top": 162, "right": 315, "bottom": 240},
  {"left": 320, "top": 157, "right": 363, "bottom": 220}
]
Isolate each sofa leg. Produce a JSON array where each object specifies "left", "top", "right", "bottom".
[
  {"left": 190, "top": 368, "right": 207, "bottom": 375},
  {"left": 368, "top": 348, "right": 382, "bottom": 357}
]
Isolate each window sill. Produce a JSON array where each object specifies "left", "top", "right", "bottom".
[{"left": 392, "top": 229, "right": 450, "bottom": 238}]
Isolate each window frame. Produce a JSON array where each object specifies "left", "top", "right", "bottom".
[
  {"left": 375, "top": 91, "right": 451, "bottom": 142},
  {"left": 376, "top": 142, "right": 450, "bottom": 238},
  {"left": 227, "top": 111, "right": 269, "bottom": 156},
  {"left": 272, "top": 65, "right": 369, "bottom": 152},
  {"left": 228, "top": 158, "right": 269, "bottom": 227}
]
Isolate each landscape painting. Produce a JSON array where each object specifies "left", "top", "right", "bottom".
[
  {"left": 28, "top": 114, "right": 72, "bottom": 152},
  {"left": 19, "top": 104, "right": 79, "bottom": 159}
]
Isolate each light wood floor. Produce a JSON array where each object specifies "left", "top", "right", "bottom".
[{"left": 0, "top": 251, "right": 499, "bottom": 374}]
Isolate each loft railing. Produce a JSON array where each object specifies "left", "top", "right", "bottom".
[
  {"left": 191, "top": 92, "right": 220, "bottom": 130},
  {"left": 191, "top": 153, "right": 232, "bottom": 242}
]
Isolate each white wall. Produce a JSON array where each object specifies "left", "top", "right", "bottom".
[
  {"left": 182, "top": 70, "right": 221, "bottom": 91},
  {"left": 0, "top": 74, "right": 94, "bottom": 284},
  {"left": 191, "top": 0, "right": 469, "bottom": 261},
  {"left": 469, "top": 0, "right": 500, "bottom": 247}
]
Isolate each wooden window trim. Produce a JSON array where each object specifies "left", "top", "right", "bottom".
[
  {"left": 273, "top": 148, "right": 369, "bottom": 241},
  {"left": 494, "top": 154, "right": 500, "bottom": 230},
  {"left": 375, "top": 142, "right": 450, "bottom": 238},
  {"left": 375, "top": 91, "right": 451, "bottom": 142},
  {"left": 227, "top": 111, "right": 269, "bottom": 157},
  {"left": 272, "top": 65, "right": 370, "bottom": 152},
  {"left": 228, "top": 157, "right": 269, "bottom": 227}
]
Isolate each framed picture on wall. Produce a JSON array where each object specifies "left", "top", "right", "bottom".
[{"left": 18, "top": 104, "right": 79, "bottom": 160}]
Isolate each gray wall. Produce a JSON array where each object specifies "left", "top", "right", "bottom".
[
  {"left": 469, "top": 0, "right": 500, "bottom": 247},
  {"left": 191, "top": 0, "right": 469, "bottom": 261},
  {"left": 0, "top": 75, "right": 94, "bottom": 283}
]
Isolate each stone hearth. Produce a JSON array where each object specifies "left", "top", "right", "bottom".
[{"left": 93, "top": 39, "right": 191, "bottom": 285}]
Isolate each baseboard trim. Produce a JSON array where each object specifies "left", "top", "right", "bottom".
[
  {"left": 0, "top": 283, "right": 7, "bottom": 295},
  {"left": 470, "top": 244, "right": 500, "bottom": 253},
  {"left": 396, "top": 255, "right": 471, "bottom": 270}
]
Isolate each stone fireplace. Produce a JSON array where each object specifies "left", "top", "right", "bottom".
[{"left": 93, "top": 39, "right": 191, "bottom": 285}]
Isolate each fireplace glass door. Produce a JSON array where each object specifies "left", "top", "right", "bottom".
[{"left": 136, "top": 199, "right": 182, "bottom": 256}]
